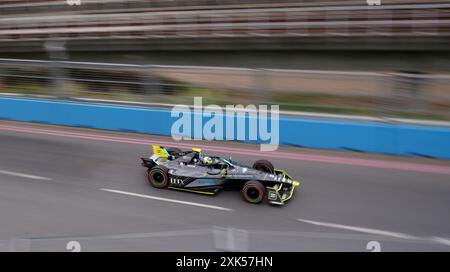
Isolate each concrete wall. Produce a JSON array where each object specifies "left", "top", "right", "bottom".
[{"left": 1, "top": 97, "right": 449, "bottom": 159}]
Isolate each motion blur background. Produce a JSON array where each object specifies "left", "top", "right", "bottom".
[
  {"left": 1, "top": 1, "right": 450, "bottom": 252},
  {"left": 0, "top": 0, "right": 450, "bottom": 120}
]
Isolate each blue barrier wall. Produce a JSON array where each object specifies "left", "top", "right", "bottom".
[{"left": 1, "top": 97, "right": 450, "bottom": 159}]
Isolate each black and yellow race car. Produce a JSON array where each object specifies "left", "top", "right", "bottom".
[{"left": 141, "top": 146, "right": 300, "bottom": 205}]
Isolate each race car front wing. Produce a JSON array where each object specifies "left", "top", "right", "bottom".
[{"left": 266, "top": 181, "right": 300, "bottom": 205}]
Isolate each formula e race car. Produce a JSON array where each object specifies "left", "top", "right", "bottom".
[{"left": 140, "top": 146, "right": 300, "bottom": 205}]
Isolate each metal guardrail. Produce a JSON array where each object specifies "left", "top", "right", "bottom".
[{"left": 0, "top": 58, "right": 449, "bottom": 120}]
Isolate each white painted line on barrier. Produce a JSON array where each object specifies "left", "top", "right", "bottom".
[
  {"left": 0, "top": 169, "right": 52, "bottom": 181},
  {"left": 100, "top": 188, "right": 233, "bottom": 212}
]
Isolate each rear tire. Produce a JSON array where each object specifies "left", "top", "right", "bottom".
[
  {"left": 253, "top": 160, "right": 274, "bottom": 174},
  {"left": 241, "top": 181, "right": 266, "bottom": 204},
  {"left": 147, "top": 165, "right": 170, "bottom": 188}
]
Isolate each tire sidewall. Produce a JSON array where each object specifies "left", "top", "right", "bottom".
[
  {"left": 148, "top": 166, "right": 169, "bottom": 188},
  {"left": 253, "top": 160, "right": 274, "bottom": 174},
  {"left": 242, "top": 181, "right": 266, "bottom": 204}
]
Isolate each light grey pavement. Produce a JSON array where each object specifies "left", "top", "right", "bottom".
[{"left": 0, "top": 121, "right": 449, "bottom": 251}]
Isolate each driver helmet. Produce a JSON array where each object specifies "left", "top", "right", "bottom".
[{"left": 202, "top": 156, "right": 213, "bottom": 165}]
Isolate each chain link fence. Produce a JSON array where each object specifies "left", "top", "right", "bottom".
[{"left": 0, "top": 58, "right": 449, "bottom": 120}]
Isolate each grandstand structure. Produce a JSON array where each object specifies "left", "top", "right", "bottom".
[
  {"left": 0, "top": 1, "right": 449, "bottom": 119},
  {"left": 0, "top": 0, "right": 449, "bottom": 52}
]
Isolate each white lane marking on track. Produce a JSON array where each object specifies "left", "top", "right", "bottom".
[
  {"left": 0, "top": 169, "right": 52, "bottom": 181},
  {"left": 100, "top": 188, "right": 233, "bottom": 212},
  {"left": 297, "top": 218, "right": 419, "bottom": 239},
  {"left": 430, "top": 237, "right": 450, "bottom": 246},
  {"left": 297, "top": 218, "right": 450, "bottom": 247},
  {"left": 26, "top": 229, "right": 214, "bottom": 241}
]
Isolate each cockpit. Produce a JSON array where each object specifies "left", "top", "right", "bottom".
[{"left": 178, "top": 150, "right": 233, "bottom": 170}]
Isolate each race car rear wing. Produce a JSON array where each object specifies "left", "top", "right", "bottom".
[
  {"left": 141, "top": 157, "right": 155, "bottom": 168},
  {"left": 152, "top": 145, "right": 170, "bottom": 158},
  {"left": 140, "top": 145, "right": 170, "bottom": 168}
]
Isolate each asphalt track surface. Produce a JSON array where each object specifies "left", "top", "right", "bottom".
[{"left": 0, "top": 120, "right": 449, "bottom": 251}]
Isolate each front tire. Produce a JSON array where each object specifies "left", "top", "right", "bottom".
[
  {"left": 147, "top": 165, "right": 170, "bottom": 188},
  {"left": 241, "top": 180, "right": 266, "bottom": 204}
]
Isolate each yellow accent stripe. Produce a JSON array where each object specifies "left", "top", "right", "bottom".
[
  {"left": 168, "top": 186, "right": 215, "bottom": 195},
  {"left": 282, "top": 181, "right": 300, "bottom": 202},
  {"left": 274, "top": 168, "right": 293, "bottom": 180},
  {"left": 267, "top": 180, "right": 300, "bottom": 204}
]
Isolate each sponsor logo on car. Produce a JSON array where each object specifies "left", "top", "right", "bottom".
[
  {"left": 170, "top": 177, "right": 184, "bottom": 185},
  {"left": 268, "top": 191, "right": 278, "bottom": 200}
]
